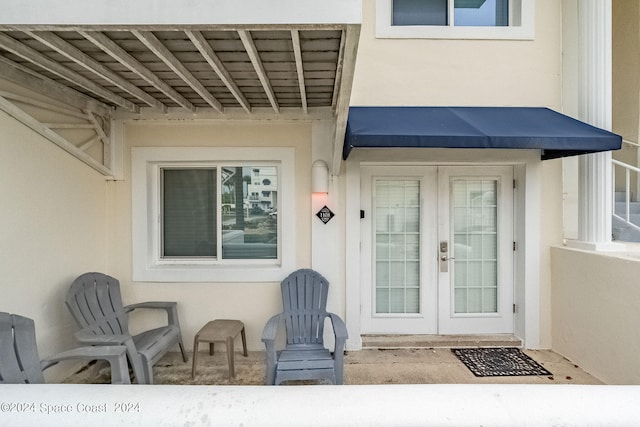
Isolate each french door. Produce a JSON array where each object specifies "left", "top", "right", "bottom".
[{"left": 360, "top": 166, "right": 514, "bottom": 335}]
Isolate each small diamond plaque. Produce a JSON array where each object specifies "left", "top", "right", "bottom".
[{"left": 316, "top": 205, "right": 335, "bottom": 224}]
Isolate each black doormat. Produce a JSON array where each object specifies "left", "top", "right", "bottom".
[{"left": 452, "top": 347, "right": 552, "bottom": 377}]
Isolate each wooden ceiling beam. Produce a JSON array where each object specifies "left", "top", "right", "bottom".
[
  {"left": 238, "top": 30, "right": 279, "bottom": 114},
  {"left": 331, "top": 26, "right": 360, "bottom": 176},
  {"left": 26, "top": 31, "right": 165, "bottom": 110},
  {"left": 79, "top": 30, "right": 195, "bottom": 111},
  {"left": 290, "top": 30, "right": 308, "bottom": 114},
  {"left": 0, "top": 56, "right": 112, "bottom": 117},
  {"left": 0, "top": 32, "right": 138, "bottom": 112},
  {"left": 186, "top": 30, "right": 251, "bottom": 114},
  {"left": 132, "top": 30, "right": 223, "bottom": 113}
]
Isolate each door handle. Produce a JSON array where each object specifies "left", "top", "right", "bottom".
[{"left": 440, "top": 255, "right": 455, "bottom": 262}]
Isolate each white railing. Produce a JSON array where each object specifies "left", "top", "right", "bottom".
[
  {"left": 612, "top": 141, "right": 640, "bottom": 237},
  {"left": 2, "top": 384, "right": 640, "bottom": 427}
]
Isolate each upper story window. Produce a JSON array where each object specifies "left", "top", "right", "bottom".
[
  {"left": 393, "top": 0, "right": 508, "bottom": 27},
  {"left": 377, "top": 0, "right": 534, "bottom": 39},
  {"left": 132, "top": 147, "right": 295, "bottom": 282}
]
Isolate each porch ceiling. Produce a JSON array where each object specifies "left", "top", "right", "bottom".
[
  {"left": 0, "top": 26, "right": 349, "bottom": 115},
  {"left": 0, "top": 24, "right": 359, "bottom": 176}
]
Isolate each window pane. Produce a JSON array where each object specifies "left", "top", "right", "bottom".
[
  {"left": 393, "top": 0, "right": 447, "bottom": 26},
  {"left": 221, "top": 166, "right": 278, "bottom": 259},
  {"left": 375, "top": 179, "right": 420, "bottom": 314},
  {"left": 454, "top": 0, "right": 509, "bottom": 27},
  {"left": 452, "top": 179, "right": 498, "bottom": 313},
  {"left": 162, "top": 169, "right": 216, "bottom": 257}
]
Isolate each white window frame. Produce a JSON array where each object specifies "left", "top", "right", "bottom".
[
  {"left": 376, "top": 0, "right": 535, "bottom": 40},
  {"left": 132, "top": 146, "right": 296, "bottom": 282}
]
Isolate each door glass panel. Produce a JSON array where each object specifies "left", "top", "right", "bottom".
[
  {"left": 451, "top": 179, "right": 498, "bottom": 314},
  {"left": 374, "top": 179, "right": 420, "bottom": 314}
]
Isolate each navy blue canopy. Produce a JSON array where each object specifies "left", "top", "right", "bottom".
[{"left": 343, "top": 107, "right": 622, "bottom": 160}]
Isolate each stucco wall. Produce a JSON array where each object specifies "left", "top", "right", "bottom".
[
  {"left": 613, "top": 0, "right": 640, "bottom": 145},
  {"left": 612, "top": 0, "right": 640, "bottom": 194},
  {"left": 352, "top": 0, "right": 562, "bottom": 108},
  {"left": 551, "top": 247, "right": 640, "bottom": 384},
  {"left": 0, "top": 110, "right": 109, "bottom": 381},
  {"left": 106, "top": 121, "right": 313, "bottom": 351}
]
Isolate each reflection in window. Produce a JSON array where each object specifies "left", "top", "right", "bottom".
[
  {"left": 455, "top": 0, "right": 508, "bottom": 27},
  {"left": 222, "top": 167, "right": 277, "bottom": 259}
]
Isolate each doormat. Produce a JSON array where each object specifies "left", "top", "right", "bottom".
[{"left": 452, "top": 347, "right": 552, "bottom": 377}]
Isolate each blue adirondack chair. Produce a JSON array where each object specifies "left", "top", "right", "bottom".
[
  {"left": 65, "top": 272, "right": 188, "bottom": 384},
  {"left": 0, "top": 312, "right": 130, "bottom": 384},
  {"left": 262, "top": 269, "right": 348, "bottom": 385}
]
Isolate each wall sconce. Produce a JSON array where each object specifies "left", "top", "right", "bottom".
[{"left": 311, "top": 160, "right": 329, "bottom": 194}]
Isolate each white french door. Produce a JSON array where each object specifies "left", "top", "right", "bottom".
[{"left": 360, "top": 165, "right": 513, "bottom": 335}]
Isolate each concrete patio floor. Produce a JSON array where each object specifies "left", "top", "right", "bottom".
[{"left": 64, "top": 348, "right": 604, "bottom": 386}]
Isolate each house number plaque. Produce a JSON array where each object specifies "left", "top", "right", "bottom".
[{"left": 316, "top": 205, "right": 335, "bottom": 224}]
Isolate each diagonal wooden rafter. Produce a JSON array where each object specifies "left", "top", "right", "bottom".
[
  {"left": 238, "top": 30, "right": 280, "bottom": 114},
  {"left": 0, "top": 32, "right": 138, "bottom": 113},
  {"left": 132, "top": 30, "right": 223, "bottom": 113},
  {"left": 0, "top": 93, "right": 112, "bottom": 176},
  {"left": 0, "top": 88, "right": 98, "bottom": 121},
  {"left": 78, "top": 135, "right": 100, "bottom": 152},
  {"left": 85, "top": 110, "right": 110, "bottom": 148},
  {"left": 26, "top": 31, "right": 165, "bottom": 111},
  {"left": 186, "top": 30, "right": 251, "bottom": 114},
  {"left": 79, "top": 30, "right": 195, "bottom": 112},
  {"left": 0, "top": 56, "right": 112, "bottom": 118},
  {"left": 290, "top": 30, "right": 307, "bottom": 114}
]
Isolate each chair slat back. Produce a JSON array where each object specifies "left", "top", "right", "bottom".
[
  {"left": 281, "top": 269, "right": 329, "bottom": 346},
  {"left": 0, "top": 312, "right": 45, "bottom": 384},
  {"left": 65, "top": 272, "right": 129, "bottom": 336}
]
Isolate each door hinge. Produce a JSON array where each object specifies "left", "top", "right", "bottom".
[
  {"left": 513, "top": 303, "right": 517, "bottom": 313},
  {"left": 360, "top": 209, "right": 365, "bottom": 219},
  {"left": 513, "top": 179, "right": 517, "bottom": 189},
  {"left": 513, "top": 241, "right": 517, "bottom": 251}
]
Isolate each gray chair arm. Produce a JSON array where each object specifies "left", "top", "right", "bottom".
[
  {"left": 328, "top": 312, "right": 348, "bottom": 348},
  {"left": 327, "top": 312, "right": 348, "bottom": 385},
  {"left": 261, "top": 313, "right": 282, "bottom": 344},
  {"left": 124, "top": 301, "right": 180, "bottom": 327},
  {"left": 261, "top": 314, "right": 282, "bottom": 385},
  {"left": 74, "top": 330, "right": 131, "bottom": 345},
  {"left": 73, "top": 330, "right": 145, "bottom": 384},
  {"left": 41, "top": 346, "right": 131, "bottom": 384}
]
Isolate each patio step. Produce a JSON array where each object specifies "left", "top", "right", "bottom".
[{"left": 361, "top": 334, "right": 522, "bottom": 349}]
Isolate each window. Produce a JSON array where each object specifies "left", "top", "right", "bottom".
[
  {"left": 393, "top": 0, "right": 509, "bottom": 27},
  {"left": 132, "top": 147, "right": 295, "bottom": 282},
  {"left": 377, "top": 0, "right": 534, "bottom": 39},
  {"left": 161, "top": 166, "right": 278, "bottom": 260}
]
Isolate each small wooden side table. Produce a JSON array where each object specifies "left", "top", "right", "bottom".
[{"left": 192, "top": 319, "right": 247, "bottom": 379}]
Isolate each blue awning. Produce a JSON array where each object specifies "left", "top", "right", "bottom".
[{"left": 343, "top": 107, "right": 622, "bottom": 160}]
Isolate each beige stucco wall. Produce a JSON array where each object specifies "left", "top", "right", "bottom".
[
  {"left": 551, "top": 247, "right": 640, "bottom": 384},
  {"left": 612, "top": 0, "right": 640, "bottom": 194},
  {"left": 352, "top": 0, "right": 562, "bottom": 108},
  {"left": 106, "top": 120, "right": 313, "bottom": 351},
  {"left": 613, "top": 0, "right": 640, "bottom": 145},
  {"left": 0, "top": 110, "right": 109, "bottom": 381}
]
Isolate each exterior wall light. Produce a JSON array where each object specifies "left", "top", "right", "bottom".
[{"left": 311, "top": 160, "right": 329, "bottom": 194}]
